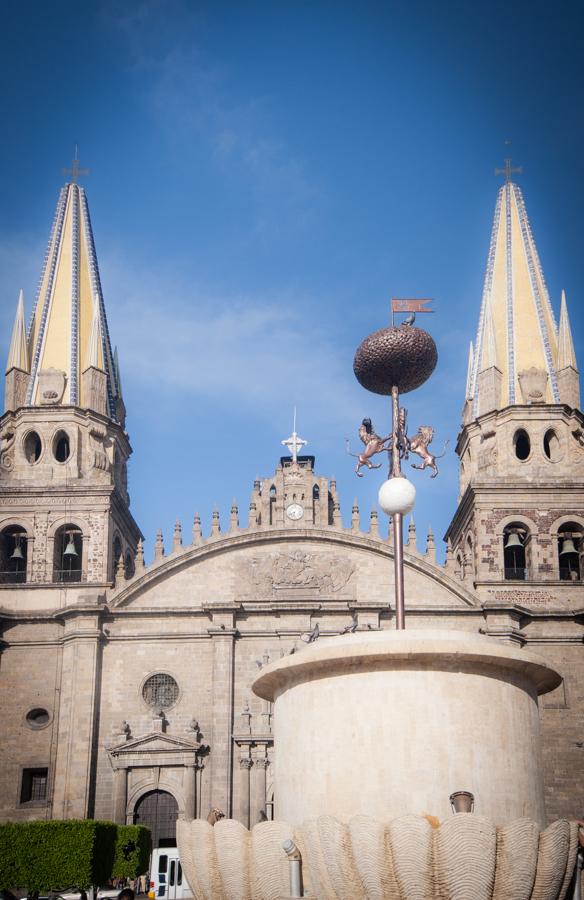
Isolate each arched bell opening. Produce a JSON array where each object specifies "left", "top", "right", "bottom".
[
  {"left": 269, "top": 485, "right": 276, "bottom": 526},
  {"left": 312, "top": 484, "right": 320, "bottom": 524},
  {"left": 557, "top": 522, "right": 583, "bottom": 582},
  {"left": 0, "top": 525, "right": 28, "bottom": 583},
  {"left": 503, "top": 523, "right": 529, "bottom": 581},
  {"left": 53, "top": 525, "right": 83, "bottom": 583}
]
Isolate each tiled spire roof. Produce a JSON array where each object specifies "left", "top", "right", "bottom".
[{"left": 25, "top": 182, "right": 120, "bottom": 419}]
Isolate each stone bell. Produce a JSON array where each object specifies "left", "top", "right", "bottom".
[
  {"left": 63, "top": 534, "right": 78, "bottom": 557},
  {"left": 559, "top": 536, "right": 578, "bottom": 556},
  {"left": 504, "top": 531, "right": 523, "bottom": 550}
]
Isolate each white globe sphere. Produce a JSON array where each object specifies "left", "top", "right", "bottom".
[{"left": 378, "top": 477, "right": 416, "bottom": 516}]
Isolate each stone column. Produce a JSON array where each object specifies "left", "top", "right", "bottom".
[
  {"left": 253, "top": 753, "right": 269, "bottom": 825},
  {"left": 184, "top": 763, "right": 197, "bottom": 820},
  {"left": 209, "top": 626, "right": 235, "bottom": 815},
  {"left": 113, "top": 766, "right": 128, "bottom": 824},
  {"left": 51, "top": 612, "right": 103, "bottom": 818},
  {"left": 239, "top": 757, "right": 253, "bottom": 829}
]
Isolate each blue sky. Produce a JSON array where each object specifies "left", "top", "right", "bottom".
[{"left": 1, "top": 0, "right": 583, "bottom": 560}]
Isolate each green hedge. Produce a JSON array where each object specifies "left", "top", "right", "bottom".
[
  {"left": 112, "top": 825, "right": 151, "bottom": 880},
  {"left": 0, "top": 820, "right": 150, "bottom": 891}
]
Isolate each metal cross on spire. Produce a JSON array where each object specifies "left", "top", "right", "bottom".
[
  {"left": 281, "top": 408, "right": 308, "bottom": 463},
  {"left": 495, "top": 157, "right": 522, "bottom": 184},
  {"left": 62, "top": 145, "right": 90, "bottom": 183}
]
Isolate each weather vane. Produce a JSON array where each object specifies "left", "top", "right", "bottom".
[
  {"left": 62, "top": 144, "right": 90, "bottom": 184},
  {"left": 347, "top": 298, "right": 446, "bottom": 629}
]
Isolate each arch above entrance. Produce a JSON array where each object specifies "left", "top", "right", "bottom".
[{"left": 134, "top": 789, "right": 178, "bottom": 848}]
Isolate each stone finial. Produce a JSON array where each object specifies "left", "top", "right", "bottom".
[
  {"left": 211, "top": 507, "right": 221, "bottom": 536},
  {"left": 189, "top": 718, "right": 201, "bottom": 740},
  {"left": 351, "top": 499, "right": 360, "bottom": 532},
  {"left": 154, "top": 528, "right": 165, "bottom": 561},
  {"left": 406, "top": 516, "right": 417, "bottom": 552},
  {"left": 330, "top": 477, "right": 337, "bottom": 494},
  {"left": 253, "top": 477, "right": 261, "bottom": 492},
  {"left": 444, "top": 538, "right": 455, "bottom": 573},
  {"left": 152, "top": 709, "right": 166, "bottom": 733},
  {"left": 230, "top": 501, "right": 239, "bottom": 532},
  {"left": 370, "top": 507, "right": 379, "bottom": 537},
  {"left": 173, "top": 519, "right": 183, "bottom": 552},
  {"left": 425, "top": 525, "right": 436, "bottom": 563},
  {"left": 118, "top": 720, "right": 131, "bottom": 740},
  {"left": 192, "top": 513, "right": 202, "bottom": 545},
  {"left": 248, "top": 500, "right": 258, "bottom": 529},
  {"left": 135, "top": 538, "right": 145, "bottom": 574},
  {"left": 115, "top": 552, "right": 126, "bottom": 586}
]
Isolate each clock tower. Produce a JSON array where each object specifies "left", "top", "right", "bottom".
[{"left": 248, "top": 425, "right": 336, "bottom": 528}]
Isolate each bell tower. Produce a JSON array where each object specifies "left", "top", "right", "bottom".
[
  {"left": 0, "top": 175, "right": 141, "bottom": 593},
  {"left": 249, "top": 420, "right": 336, "bottom": 527},
  {"left": 446, "top": 167, "right": 584, "bottom": 601}
]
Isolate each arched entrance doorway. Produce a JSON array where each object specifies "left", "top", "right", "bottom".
[{"left": 134, "top": 790, "right": 178, "bottom": 847}]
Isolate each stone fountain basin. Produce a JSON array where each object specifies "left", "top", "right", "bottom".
[
  {"left": 177, "top": 813, "right": 578, "bottom": 900},
  {"left": 253, "top": 630, "right": 561, "bottom": 827}
]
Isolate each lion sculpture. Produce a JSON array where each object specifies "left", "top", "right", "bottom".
[
  {"left": 407, "top": 425, "right": 448, "bottom": 478},
  {"left": 347, "top": 418, "right": 391, "bottom": 477}
]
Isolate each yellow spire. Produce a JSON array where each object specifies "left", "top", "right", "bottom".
[
  {"left": 6, "top": 289, "right": 29, "bottom": 373},
  {"left": 26, "top": 182, "right": 120, "bottom": 418},
  {"left": 557, "top": 290, "right": 577, "bottom": 371},
  {"left": 479, "top": 300, "right": 498, "bottom": 372},
  {"left": 84, "top": 294, "right": 105, "bottom": 371},
  {"left": 470, "top": 174, "right": 560, "bottom": 413},
  {"left": 464, "top": 341, "right": 474, "bottom": 400}
]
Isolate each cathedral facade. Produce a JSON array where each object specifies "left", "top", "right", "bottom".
[{"left": 0, "top": 173, "right": 582, "bottom": 845}]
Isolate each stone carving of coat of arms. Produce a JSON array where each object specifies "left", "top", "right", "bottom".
[{"left": 245, "top": 550, "right": 354, "bottom": 598}]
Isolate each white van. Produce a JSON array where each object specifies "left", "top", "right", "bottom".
[{"left": 148, "top": 848, "right": 193, "bottom": 900}]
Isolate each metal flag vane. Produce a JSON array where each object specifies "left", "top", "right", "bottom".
[
  {"left": 495, "top": 157, "right": 522, "bottom": 184},
  {"left": 391, "top": 297, "right": 434, "bottom": 326},
  {"left": 62, "top": 144, "right": 90, "bottom": 183},
  {"left": 281, "top": 408, "right": 308, "bottom": 464}
]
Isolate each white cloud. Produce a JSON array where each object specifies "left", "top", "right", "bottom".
[{"left": 101, "top": 253, "right": 362, "bottom": 430}]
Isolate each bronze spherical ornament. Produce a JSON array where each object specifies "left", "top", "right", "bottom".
[{"left": 353, "top": 325, "right": 438, "bottom": 395}]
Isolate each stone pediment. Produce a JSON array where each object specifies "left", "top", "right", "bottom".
[{"left": 108, "top": 731, "right": 208, "bottom": 768}]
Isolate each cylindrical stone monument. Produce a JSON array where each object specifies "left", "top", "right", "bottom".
[{"left": 253, "top": 629, "right": 561, "bottom": 827}]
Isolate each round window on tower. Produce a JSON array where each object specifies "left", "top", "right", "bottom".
[
  {"left": 24, "top": 431, "right": 42, "bottom": 464},
  {"left": 513, "top": 429, "right": 531, "bottom": 461},
  {"left": 25, "top": 707, "right": 51, "bottom": 729},
  {"left": 543, "top": 429, "right": 562, "bottom": 462},
  {"left": 142, "top": 673, "right": 180, "bottom": 710},
  {"left": 53, "top": 430, "right": 71, "bottom": 463}
]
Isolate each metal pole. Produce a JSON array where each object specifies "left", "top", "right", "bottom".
[
  {"left": 282, "top": 839, "right": 303, "bottom": 897},
  {"left": 390, "top": 386, "right": 406, "bottom": 630},
  {"left": 394, "top": 512, "right": 405, "bottom": 629},
  {"left": 391, "top": 386, "right": 401, "bottom": 478}
]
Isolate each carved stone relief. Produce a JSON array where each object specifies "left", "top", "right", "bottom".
[
  {"left": 517, "top": 367, "right": 548, "bottom": 404},
  {"left": 38, "top": 368, "right": 66, "bottom": 405},
  {"left": 243, "top": 550, "right": 354, "bottom": 598}
]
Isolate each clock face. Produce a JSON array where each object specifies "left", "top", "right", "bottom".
[{"left": 286, "top": 503, "right": 304, "bottom": 520}]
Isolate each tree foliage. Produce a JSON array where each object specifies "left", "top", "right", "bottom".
[
  {"left": 0, "top": 820, "right": 150, "bottom": 890},
  {"left": 112, "top": 825, "right": 151, "bottom": 880}
]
